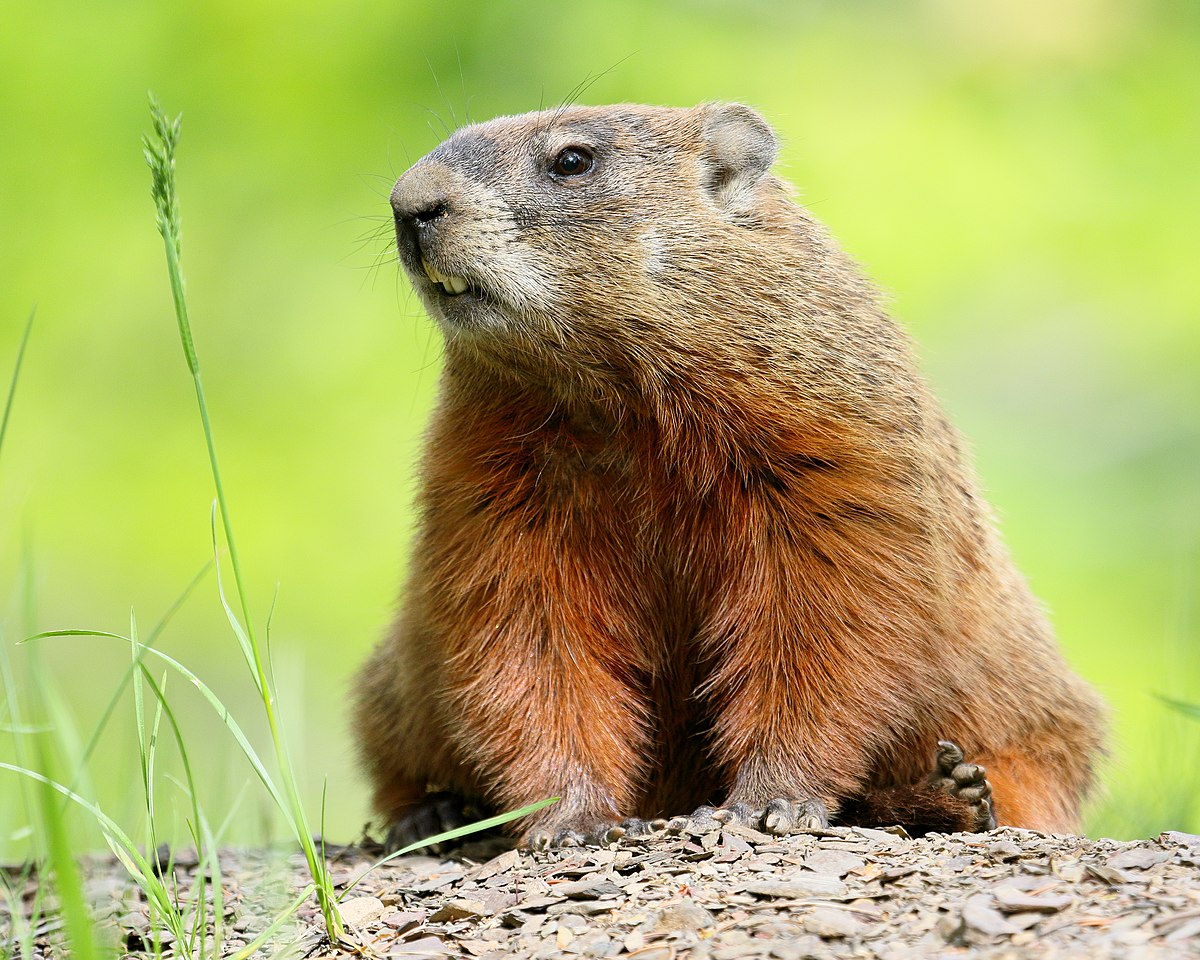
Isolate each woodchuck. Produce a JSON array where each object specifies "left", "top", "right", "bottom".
[{"left": 353, "top": 102, "right": 1107, "bottom": 849}]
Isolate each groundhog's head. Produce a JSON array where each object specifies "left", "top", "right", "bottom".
[{"left": 390, "top": 103, "right": 812, "bottom": 382}]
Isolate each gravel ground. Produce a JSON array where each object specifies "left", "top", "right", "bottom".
[{"left": 4, "top": 826, "right": 1200, "bottom": 959}]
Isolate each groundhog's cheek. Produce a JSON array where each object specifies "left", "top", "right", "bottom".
[
  {"left": 638, "top": 228, "right": 668, "bottom": 276},
  {"left": 477, "top": 239, "right": 562, "bottom": 313}
]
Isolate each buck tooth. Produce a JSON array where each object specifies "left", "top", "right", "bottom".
[{"left": 446, "top": 276, "right": 468, "bottom": 295}]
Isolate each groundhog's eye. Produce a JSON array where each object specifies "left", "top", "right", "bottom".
[{"left": 550, "top": 146, "right": 594, "bottom": 178}]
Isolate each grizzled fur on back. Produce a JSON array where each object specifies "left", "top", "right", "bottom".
[{"left": 354, "top": 102, "right": 1107, "bottom": 845}]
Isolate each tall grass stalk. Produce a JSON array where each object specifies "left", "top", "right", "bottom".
[
  {"left": 1160, "top": 695, "right": 1200, "bottom": 722},
  {"left": 0, "top": 308, "right": 34, "bottom": 469},
  {"left": 34, "top": 738, "right": 103, "bottom": 960},
  {"left": 142, "top": 96, "right": 342, "bottom": 937}
]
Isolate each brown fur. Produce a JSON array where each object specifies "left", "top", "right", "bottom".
[{"left": 353, "top": 103, "right": 1107, "bottom": 844}]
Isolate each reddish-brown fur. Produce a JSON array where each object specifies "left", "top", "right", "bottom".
[{"left": 353, "top": 103, "right": 1107, "bottom": 844}]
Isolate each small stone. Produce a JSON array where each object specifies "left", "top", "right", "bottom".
[
  {"left": 745, "top": 876, "right": 847, "bottom": 899},
  {"left": 459, "top": 940, "right": 501, "bottom": 957},
  {"left": 851, "top": 826, "right": 905, "bottom": 842},
  {"left": 961, "top": 895, "right": 1018, "bottom": 937},
  {"left": 1165, "top": 917, "right": 1200, "bottom": 943},
  {"left": 769, "top": 935, "right": 827, "bottom": 959},
  {"left": 653, "top": 897, "right": 715, "bottom": 932},
  {"left": 802, "top": 906, "right": 862, "bottom": 939},
  {"left": 339, "top": 895, "right": 385, "bottom": 927},
  {"left": 514, "top": 895, "right": 567, "bottom": 912},
  {"left": 472, "top": 848, "right": 521, "bottom": 881},
  {"left": 629, "top": 949, "right": 671, "bottom": 960},
  {"left": 993, "top": 886, "right": 1072, "bottom": 913},
  {"left": 388, "top": 935, "right": 450, "bottom": 957},
  {"left": 800, "top": 850, "right": 865, "bottom": 877},
  {"left": 580, "top": 934, "right": 617, "bottom": 957},
  {"left": 546, "top": 900, "right": 616, "bottom": 917},
  {"left": 1107, "top": 847, "right": 1170, "bottom": 870},
  {"left": 721, "top": 832, "right": 753, "bottom": 854},
  {"left": 1086, "top": 863, "right": 1131, "bottom": 885},
  {"left": 427, "top": 897, "right": 492, "bottom": 922},
  {"left": 723, "top": 824, "right": 774, "bottom": 844},
  {"left": 880, "top": 864, "right": 919, "bottom": 883},
  {"left": 1052, "top": 859, "right": 1085, "bottom": 882},
  {"left": 382, "top": 910, "right": 426, "bottom": 931},
  {"left": 985, "top": 839, "right": 1023, "bottom": 861},
  {"left": 1160, "top": 831, "right": 1200, "bottom": 849},
  {"left": 552, "top": 879, "right": 622, "bottom": 899}
]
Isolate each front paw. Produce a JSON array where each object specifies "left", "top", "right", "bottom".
[
  {"left": 524, "top": 816, "right": 620, "bottom": 850},
  {"left": 666, "top": 797, "right": 829, "bottom": 837},
  {"left": 929, "top": 740, "right": 997, "bottom": 832}
]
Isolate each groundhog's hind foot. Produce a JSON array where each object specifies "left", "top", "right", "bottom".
[
  {"left": 930, "top": 740, "right": 997, "bottom": 831},
  {"left": 835, "top": 740, "right": 996, "bottom": 836},
  {"left": 384, "top": 790, "right": 487, "bottom": 853},
  {"left": 665, "top": 797, "right": 829, "bottom": 837}
]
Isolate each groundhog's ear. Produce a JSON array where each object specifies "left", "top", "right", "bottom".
[{"left": 698, "top": 102, "right": 778, "bottom": 212}]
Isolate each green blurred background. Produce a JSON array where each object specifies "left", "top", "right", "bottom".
[{"left": 1, "top": 0, "right": 1197, "bottom": 855}]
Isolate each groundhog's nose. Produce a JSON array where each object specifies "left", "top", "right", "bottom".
[{"left": 391, "top": 164, "right": 456, "bottom": 257}]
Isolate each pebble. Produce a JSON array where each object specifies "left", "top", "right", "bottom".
[
  {"left": 338, "top": 895, "right": 385, "bottom": 927},
  {"left": 653, "top": 897, "right": 715, "bottom": 932},
  {"left": 40, "top": 823, "right": 1200, "bottom": 960},
  {"left": 745, "top": 875, "right": 848, "bottom": 898}
]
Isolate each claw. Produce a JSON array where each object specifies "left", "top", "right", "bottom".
[
  {"left": 931, "top": 740, "right": 997, "bottom": 832},
  {"left": 936, "top": 740, "right": 965, "bottom": 773}
]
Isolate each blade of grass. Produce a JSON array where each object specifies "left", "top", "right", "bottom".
[
  {"left": 26, "top": 629, "right": 287, "bottom": 813},
  {"left": 64, "top": 561, "right": 211, "bottom": 809},
  {"left": 0, "top": 630, "right": 41, "bottom": 856},
  {"left": 130, "top": 613, "right": 155, "bottom": 858},
  {"left": 228, "top": 884, "right": 315, "bottom": 960},
  {"left": 143, "top": 94, "right": 341, "bottom": 937},
  {"left": 1, "top": 869, "right": 45, "bottom": 960},
  {"left": 339, "top": 796, "right": 560, "bottom": 898},
  {"left": 1, "top": 761, "right": 184, "bottom": 941},
  {"left": 32, "top": 740, "right": 102, "bottom": 960},
  {"left": 0, "top": 307, "right": 34, "bottom": 467},
  {"left": 1158, "top": 695, "right": 1200, "bottom": 722},
  {"left": 134, "top": 666, "right": 215, "bottom": 956}
]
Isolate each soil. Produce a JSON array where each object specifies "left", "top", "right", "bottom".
[{"left": 4, "top": 826, "right": 1200, "bottom": 959}]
